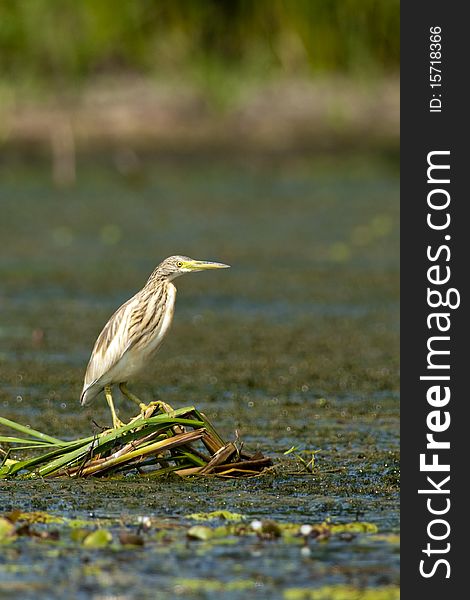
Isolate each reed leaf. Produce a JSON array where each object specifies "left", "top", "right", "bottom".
[
  {"left": 0, "top": 416, "right": 66, "bottom": 445},
  {"left": 0, "top": 436, "right": 53, "bottom": 446}
]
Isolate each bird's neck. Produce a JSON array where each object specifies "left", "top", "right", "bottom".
[
  {"left": 143, "top": 274, "right": 177, "bottom": 298},
  {"left": 146, "top": 270, "right": 169, "bottom": 286}
]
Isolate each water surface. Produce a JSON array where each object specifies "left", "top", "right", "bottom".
[{"left": 0, "top": 156, "right": 399, "bottom": 598}]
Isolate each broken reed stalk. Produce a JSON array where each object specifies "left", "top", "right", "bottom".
[
  {"left": 68, "top": 429, "right": 207, "bottom": 477},
  {"left": 0, "top": 402, "right": 272, "bottom": 479}
]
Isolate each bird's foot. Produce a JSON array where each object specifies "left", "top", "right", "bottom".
[
  {"left": 112, "top": 416, "right": 126, "bottom": 429},
  {"left": 139, "top": 401, "right": 173, "bottom": 417},
  {"left": 138, "top": 402, "right": 161, "bottom": 419},
  {"left": 151, "top": 400, "right": 175, "bottom": 414},
  {"left": 126, "top": 401, "right": 174, "bottom": 427}
]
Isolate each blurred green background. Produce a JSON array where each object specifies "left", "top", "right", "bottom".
[
  {"left": 0, "top": 0, "right": 399, "bottom": 160},
  {"left": 1, "top": 0, "right": 399, "bottom": 82}
]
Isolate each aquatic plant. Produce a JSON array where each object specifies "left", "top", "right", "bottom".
[{"left": 0, "top": 402, "right": 271, "bottom": 479}]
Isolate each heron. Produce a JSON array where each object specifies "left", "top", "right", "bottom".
[{"left": 80, "top": 255, "right": 230, "bottom": 428}]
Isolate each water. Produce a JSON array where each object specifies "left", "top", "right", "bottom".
[{"left": 0, "top": 155, "right": 399, "bottom": 598}]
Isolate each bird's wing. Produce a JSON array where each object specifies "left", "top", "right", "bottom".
[
  {"left": 82, "top": 297, "right": 135, "bottom": 391},
  {"left": 82, "top": 286, "right": 169, "bottom": 394}
]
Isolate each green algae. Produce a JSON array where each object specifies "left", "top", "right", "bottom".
[
  {"left": 185, "top": 519, "right": 382, "bottom": 544},
  {"left": 187, "top": 525, "right": 216, "bottom": 541},
  {"left": 6, "top": 510, "right": 96, "bottom": 529},
  {"left": 82, "top": 528, "right": 113, "bottom": 548},
  {"left": 0, "top": 508, "right": 395, "bottom": 550},
  {"left": 186, "top": 510, "right": 246, "bottom": 522},
  {"left": 8, "top": 511, "right": 65, "bottom": 524},
  {"left": 284, "top": 585, "right": 400, "bottom": 600},
  {"left": 329, "top": 522, "right": 378, "bottom": 534},
  {"left": 0, "top": 517, "right": 16, "bottom": 543},
  {"left": 174, "top": 578, "right": 257, "bottom": 593}
]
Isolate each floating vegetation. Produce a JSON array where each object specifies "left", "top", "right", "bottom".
[
  {"left": 0, "top": 508, "right": 398, "bottom": 596},
  {"left": 0, "top": 509, "right": 389, "bottom": 551},
  {"left": 283, "top": 446, "right": 321, "bottom": 473},
  {"left": 0, "top": 402, "right": 272, "bottom": 479},
  {"left": 185, "top": 510, "right": 246, "bottom": 522},
  {"left": 283, "top": 585, "right": 400, "bottom": 600}
]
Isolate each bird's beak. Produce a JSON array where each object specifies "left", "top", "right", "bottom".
[{"left": 183, "top": 260, "right": 230, "bottom": 271}]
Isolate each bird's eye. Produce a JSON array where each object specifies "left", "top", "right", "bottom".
[{"left": 177, "top": 261, "right": 183, "bottom": 268}]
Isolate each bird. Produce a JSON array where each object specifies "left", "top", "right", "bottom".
[{"left": 80, "top": 255, "right": 230, "bottom": 428}]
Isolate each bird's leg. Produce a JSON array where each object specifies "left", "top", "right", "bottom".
[
  {"left": 119, "top": 383, "right": 148, "bottom": 413},
  {"left": 119, "top": 383, "right": 170, "bottom": 421},
  {"left": 105, "top": 386, "right": 124, "bottom": 429}
]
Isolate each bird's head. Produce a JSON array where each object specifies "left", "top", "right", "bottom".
[{"left": 156, "top": 255, "right": 230, "bottom": 281}]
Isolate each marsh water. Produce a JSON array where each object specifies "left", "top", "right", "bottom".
[{"left": 0, "top": 155, "right": 399, "bottom": 599}]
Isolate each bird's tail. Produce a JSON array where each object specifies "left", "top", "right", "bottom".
[{"left": 80, "top": 383, "right": 99, "bottom": 406}]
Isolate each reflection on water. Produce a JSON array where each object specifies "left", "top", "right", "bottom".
[{"left": 0, "top": 156, "right": 399, "bottom": 597}]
